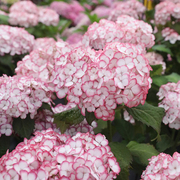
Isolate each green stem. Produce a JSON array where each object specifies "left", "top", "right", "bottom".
[{"left": 108, "top": 120, "right": 112, "bottom": 142}]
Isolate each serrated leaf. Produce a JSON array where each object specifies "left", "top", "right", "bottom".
[
  {"left": 152, "top": 45, "right": 172, "bottom": 55},
  {"left": 156, "top": 134, "right": 174, "bottom": 152},
  {"left": 109, "top": 142, "right": 132, "bottom": 169},
  {"left": 53, "top": 106, "right": 84, "bottom": 126},
  {"left": 150, "top": 64, "right": 163, "bottom": 77},
  {"left": 85, "top": 109, "right": 97, "bottom": 125},
  {"left": 165, "top": 72, "right": 180, "bottom": 83},
  {"left": 127, "top": 141, "right": 159, "bottom": 165},
  {"left": 13, "top": 115, "right": 34, "bottom": 139},
  {"left": 126, "top": 102, "right": 165, "bottom": 134},
  {"left": 152, "top": 75, "right": 168, "bottom": 87},
  {"left": 0, "top": 135, "right": 11, "bottom": 157}
]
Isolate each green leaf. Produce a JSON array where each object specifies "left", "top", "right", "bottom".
[
  {"left": 113, "top": 110, "right": 134, "bottom": 141},
  {"left": 152, "top": 45, "right": 173, "bottom": 55},
  {"left": 0, "top": 14, "right": 9, "bottom": 25},
  {"left": 40, "top": 102, "right": 53, "bottom": 112},
  {"left": 165, "top": 72, "right": 180, "bottom": 83},
  {"left": 13, "top": 115, "right": 35, "bottom": 139},
  {"left": 127, "top": 141, "right": 159, "bottom": 165},
  {"left": 93, "top": 119, "right": 107, "bottom": 134},
  {"left": 53, "top": 106, "right": 84, "bottom": 133},
  {"left": 152, "top": 75, "right": 168, "bottom": 87},
  {"left": 55, "top": 121, "right": 70, "bottom": 134},
  {"left": 0, "top": 135, "right": 11, "bottom": 157},
  {"left": 156, "top": 134, "right": 174, "bottom": 152},
  {"left": 59, "top": 19, "right": 72, "bottom": 34},
  {"left": 150, "top": 64, "right": 163, "bottom": 77},
  {"left": 126, "top": 102, "right": 165, "bottom": 134},
  {"left": 116, "top": 167, "right": 129, "bottom": 180},
  {"left": 145, "top": 9, "right": 155, "bottom": 21},
  {"left": 0, "top": 55, "right": 15, "bottom": 71},
  {"left": 109, "top": 142, "right": 132, "bottom": 169},
  {"left": 85, "top": 109, "right": 97, "bottom": 125}
]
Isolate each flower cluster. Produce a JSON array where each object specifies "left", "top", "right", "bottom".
[
  {"left": 0, "top": 25, "right": 34, "bottom": 56},
  {"left": 50, "top": 1, "right": 84, "bottom": 24},
  {"left": 162, "top": 27, "right": 180, "bottom": 44},
  {"left": 38, "top": 7, "right": 59, "bottom": 26},
  {"left": 157, "top": 81, "right": 180, "bottom": 129},
  {"left": 82, "top": 15, "right": 155, "bottom": 50},
  {"left": 15, "top": 41, "right": 72, "bottom": 90},
  {"left": 0, "top": 75, "right": 52, "bottom": 120},
  {"left": 155, "top": 1, "right": 179, "bottom": 25},
  {"left": 145, "top": 52, "right": 166, "bottom": 74},
  {"left": 53, "top": 42, "right": 152, "bottom": 121},
  {"left": 33, "top": 38, "right": 56, "bottom": 50},
  {"left": 9, "top": 1, "right": 59, "bottom": 27},
  {"left": 0, "top": 129, "right": 120, "bottom": 179},
  {"left": 66, "top": 33, "right": 83, "bottom": 45},
  {"left": 34, "top": 103, "right": 97, "bottom": 136},
  {"left": 141, "top": 152, "right": 180, "bottom": 180},
  {"left": 108, "top": 0, "right": 146, "bottom": 22}
]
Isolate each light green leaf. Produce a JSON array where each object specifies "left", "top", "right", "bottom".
[
  {"left": 150, "top": 64, "right": 163, "bottom": 77},
  {"left": 13, "top": 115, "right": 34, "bottom": 139},
  {"left": 126, "top": 102, "right": 165, "bottom": 134},
  {"left": 152, "top": 75, "right": 168, "bottom": 87},
  {"left": 127, "top": 141, "right": 159, "bottom": 165},
  {"left": 152, "top": 45, "right": 173, "bottom": 55},
  {"left": 0, "top": 14, "right": 9, "bottom": 24},
  {"left": 165, "top": 72, "right": 180, "bottom": 83}
]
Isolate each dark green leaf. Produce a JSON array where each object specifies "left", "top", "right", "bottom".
[
  {"left": 145, "top": 9, "right": 155, "bottom": 21},
  {"left": 156, "top": 134, "right": 174, "bottom": 152},
  {"left": 152, "top": 45, "right": 173, "bottom": 55},
  {"left": 93, "top": 119, "right": 107, "bottom": 134},
  {"left": 55, "top": 121, "right": 70, "bottom": 134},
  {"left": 127, "top": 141, "right": 159, "bottom": 165},
  {"left": 116, "top": 167, "right": 129, "bottom": 180},
  {"left": 85, "top": 109, "right": 97, "bottom": 125},
  {"left": 0, "top": 55, "right": 15, "bottom": 70},
  {"left": 126, "top": 102, "right": 165, "bottom": 134},
  {"left": 40, "top": 102, "right": 53, "bottom": 112},
  {"left": 13, "top": 115, "right": 35, "bottom": 139},
  {"left": 109, "top": 142, "right": 132, "bottom": 169},
  {"left": 113, "top": 110, "right": 134, "bottom": 141},
  {"left": 53, "top": 106, "right": 84, "bottom": 133},
  {"left": 0, "top": 135, "right": 11, "bottom": 157},
  {"left": 152, "top": 75, "right": 168, "bottom": 87},
  {"left": 165, "top": 72, "right": 180, "bottom": 83},
  {"left": 150, "top": 64, "right": 163, "bottom": 77}
]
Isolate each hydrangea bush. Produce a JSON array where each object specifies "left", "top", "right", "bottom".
[{"left": 2, "top": 0, "right": 180, "bottom": 179}]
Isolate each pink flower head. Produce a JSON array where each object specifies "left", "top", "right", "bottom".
[
  {"left": 157, "top": 81, "right": 180, "bottom": 129},
  {"left": 0, "top": 25, "right": 34, "bottom": 56},
  {"left": 49, "top": 1, "right": 84, "bottom": 24},
  {"left": 9, "top": 11, "right": 38, "bottom": 27},
  {"left": 9, "top": 1, "right": 38, "bottom": 15},
  {"left": 145, "top": 52, "right": 166, "bottom": 74},
  {"left": 91, "top": 6, "right": 111, "bottom": 18},
  {"left": 155, "top": 1, "right": 175, "bottom": 25},
  {"left": 38, "top": 7, "right": 59, "bottom": 26},
  {"left": 33, "top": 38, "right": 56, "bottom": 50},
  {"left": 108, "top": 0, "right": 146, "bottom": 22},
  {"left": 82, "top": 15, "right": 155, "bottom": 50},
  {"left": 0, "top": 129, "right": 120, "bottom": 179},
  {"left": 141, "top": 152, "right": 180, "bottom": 180},
  {"left": 66, "top": 33, "right": 83, "bottom": 45},
  {"left": 162, "top": 28, "right": 180, "bottom": 44}
]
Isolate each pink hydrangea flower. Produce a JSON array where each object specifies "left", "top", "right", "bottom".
[
  {"left": 9, "top": 1, "right": 38, "bottom": 15},
  {"left": 53, "top": 42, "right": 152, "bottom": 121},
  {"left": 49, "top": 1, "right": 84, "bottom": 24},
  {"left": 0, "top": 10, "right": 7, "bottom": 15},
  {"left": 0, "top": 129, "right": 120, "bottom": 179},
  {"left": 9, "top": 11, "right": 39, "bottom": 27},
  {"left": 66, "top": 33, "right": 83, "bottom": 45},
  {"left": 145, "top": 52, "right": 166, "bottom": 74},
  {"left": 33, "top": 38, "right": 56, "bottom": 50},
  {"left": 141, "top": 152, "right": 180, "bottom": 180},
  {"left": 155, "top": 1, "right": 175, "bottom": 25},
  {"left": 38, "top": 7, "right": 59, "bottom": 26},
  {"left": 157, "top": 81, "right": 180, "bottom": 129},
  {"left": 0, "top": 25, "right": 34, "bottom": 56},
  {"left": 82, "top": 15, "right": 155, "bottom": 50},
  {"left": 162, "top": 28, "right": 180, "bottom": 44},
  {"left": 91, "top": 6, "right": 111, "bottom": 18},
  {"left": 108, "top": 0, "right": 146, "bottom": 22}
]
